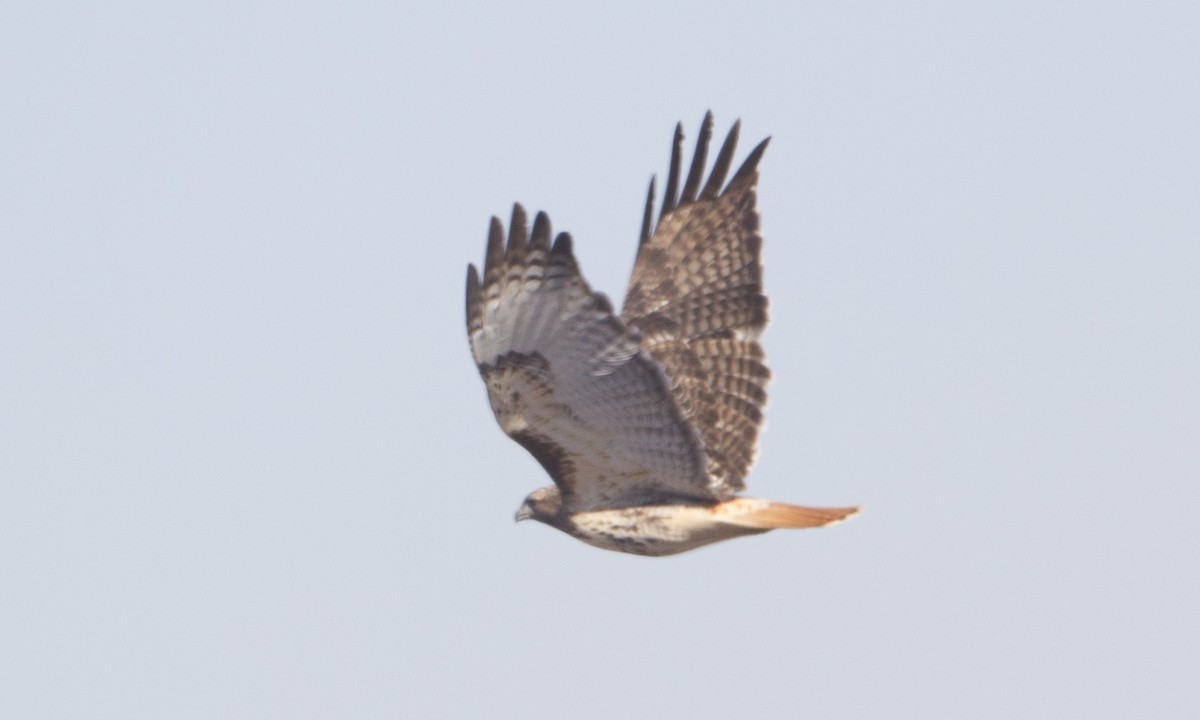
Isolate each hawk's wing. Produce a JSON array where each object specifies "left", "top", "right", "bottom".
[
  {"left": 466, "top": 205, "right": 715, "bottom": 510},
  {"left": 621, "top": 113, "right": 771, "bottom": 495}
]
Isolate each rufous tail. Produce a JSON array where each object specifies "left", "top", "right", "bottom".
[{"left": 718, "top": 499, "right": 860, "bottom": 529}]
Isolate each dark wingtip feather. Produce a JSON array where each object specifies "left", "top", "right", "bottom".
[
  {"left": 637, "top": 116, "right": 770, "bottom": 255},
  {"left": 701, "top": 119, "right": 741, "bottom": 200},
  {"left": 550, "top": 231, "right": 574, "bottom": 257},
  {"left": 531, "top": 211, "right": 552, "bottom": 253},
  {"left": 465, "top": 264, "right": 481, "bottom": 333},
  {"left": 506, "top": 203, "right": 528, "bottom": 261},
  {"left": 639, "top": 176, "right": 656, "bottom": 248},
  {"left": 661, "top": 122, "right": 684, "bottom": 218},
  {"left": 680, "top": 112, "right": 714, "bottom": 204},
  {"left": 484, "top": 216, "right": 505, "bottom": 280},
  {"left": 727, "top": 136, "right": 770, "bottom": 191}
]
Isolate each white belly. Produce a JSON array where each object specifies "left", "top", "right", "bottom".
[{"left": 565, "top": 504, "right": 769, "bottom": 556}]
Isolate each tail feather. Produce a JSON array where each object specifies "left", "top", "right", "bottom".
[{"left": 717, "top": 499, "right": 860, "bottom": 530}]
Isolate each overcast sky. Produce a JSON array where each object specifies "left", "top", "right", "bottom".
[{"left": 2, "top": 1, "right": 1198, "bottom": 718}]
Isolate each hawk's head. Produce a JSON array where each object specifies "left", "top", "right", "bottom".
[{"left": 515, "top": 486, "right": 564, "bottom": 526}]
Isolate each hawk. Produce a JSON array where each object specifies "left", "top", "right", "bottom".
[{"left": 465, "top": 113, "right": 858, "bottom": 556}]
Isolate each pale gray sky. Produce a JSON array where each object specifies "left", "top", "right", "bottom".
[{"left": 2, "top": 1, "right": 1198, "bottom": 718}]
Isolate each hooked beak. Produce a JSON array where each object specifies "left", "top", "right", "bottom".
[{"left": 514, "top": 504, "right": 533, "bottom": 523}]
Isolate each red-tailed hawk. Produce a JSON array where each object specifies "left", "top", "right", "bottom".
[{"left": 466, "top": 113, "right": 858, "bottom": 556}]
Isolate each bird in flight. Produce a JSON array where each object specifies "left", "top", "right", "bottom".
[{"left": 465, "top": 113, "right": 858, "bottom": 556}]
